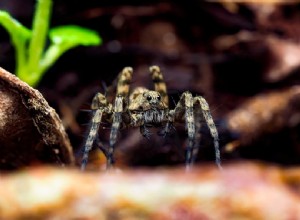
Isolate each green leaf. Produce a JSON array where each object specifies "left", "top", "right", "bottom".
[
  {"left": 39, "top": 25, "right": 102, "bottom": 77},
  {"left": 0, "top": 11, "right": 31, "bottom": 78},
  {"left": 0, "top": 11, "right": 31, "bottom": 39},
  {"left": 49, "top": 25, "right": 102, "bottom": 46},
  {"left": 0, "top": 9, "right": 102, "bottom": 87}
]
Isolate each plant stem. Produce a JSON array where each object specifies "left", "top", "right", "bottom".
[
  {"left": 14, "top": 38, "right": 27, "bottom": 77},
  {"left": 39, "top": 43, "right": 73, "bottom": 76},
  {"left": 27, "top": 0, "right": 52, "bottom": 86},
  {"left": 0, "top": 12, "right": 30, "bottom": 82}
]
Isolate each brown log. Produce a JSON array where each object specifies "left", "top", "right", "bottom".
[
  {"left": 225, "top": 86, "right": 300, "bottom": 151},
  {"left": 0, "top": 67, "right": 74, "bottom": 169}
]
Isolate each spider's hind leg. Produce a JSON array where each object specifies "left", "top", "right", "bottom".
[{"left": 194, "top": 96, "right": 222, "bottom": 170}]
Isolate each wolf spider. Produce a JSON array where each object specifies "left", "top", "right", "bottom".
[{"left": 81, "top": 66, "right": 221, "bottom": 170}]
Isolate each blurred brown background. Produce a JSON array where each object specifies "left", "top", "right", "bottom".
[{"left": 1, "top": 0, "right": 300, "bottom": 169}]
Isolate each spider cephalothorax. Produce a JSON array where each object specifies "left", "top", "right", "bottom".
[{"left": 81, "top": 66, "right": 221, "bottom": 170}]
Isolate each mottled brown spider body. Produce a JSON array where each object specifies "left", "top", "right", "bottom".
[
  {"left": 81, "top": 66, "right": 221, "bottom": 170},
  {"left": 128, "top": 88, "right": 168, "bottom": 126}
]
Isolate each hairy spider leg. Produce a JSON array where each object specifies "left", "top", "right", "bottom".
[
  {"left": 191, "top": 106, "right": 202, "bottom": 164},
  {"left": 194, "top": 96, "right": 222, "bottom": 170},
  {"left": 81, "top": 109, "right": 104, "bottom": 170},
  {"left": 149, "top": 66, "right": 169, "bottom": 106},
  {"left": 157, "top": 120, "right": 174, "bottom": 138},
  {"left": 107, "top": 95, "right": 124, "bottom": 169},
  {"left": 172, "top": 91, "right": 195, "bottom": 170},
  {"left": 94, "top": 136, "right": 109, "bottom": 158},
  {"left": 105, "top": 67, "right": 133, "bottom": 169},
  {"left": 116, "top": 67, "right": 133, "bottom": 98},
  {"left": 81, "top": 93, "right": 110, "bottom": 170},
  {"left": 149, "top": 65, "right": 171, "bottom": 137}
]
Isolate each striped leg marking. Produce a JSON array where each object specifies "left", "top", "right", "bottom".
[
  {"left": 149, "top": 66, "right": 169, "bottom": 106},
  {"left": 81, "top": 109, "right": 104, "bottom": 170},
  {"left": 194, "top": 96, "right": 222, "bottom": 170},
  {"left": 173, "top": 91, "right": 195, "bottom": 170},
  {"left": 191, "top": 106, "right": 202, "bottom": 164},
  {"left": 107, "top": 95, "right": 124, "bottom": 169},
  {"left": 117, "top": 67, "right": 133, "bottom": 98}
]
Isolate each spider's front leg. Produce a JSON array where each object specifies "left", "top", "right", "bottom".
[
  {"left": 171, "top": 91, "right": 195, "bottom": 169},
  {"left": 191, "top": 107, "right": 202, "bottom": 164},
  {"left": 106, "top": 67, "right": 133, "bottom": 169},
  {"left": 171, "top": 92, "right": 221, "bottom": 170},
  {"left": 107, "top": 95, "right": 124, "bottom": 169},
  {"left": 149, "top": 65, "right": 169, "bottom": 106},
  {"left": 81, "top": 93, "right": 111, "bottom": 170},
  {"left": 140, "top": 125, "right": 152, "bottom": 139},
  {"left": 194, "top": 96, "right": 222, "bottom": 170}
]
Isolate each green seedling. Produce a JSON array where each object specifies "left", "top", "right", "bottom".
[{"left": 0, "top": 0, "right": 102, "bottom": 87}]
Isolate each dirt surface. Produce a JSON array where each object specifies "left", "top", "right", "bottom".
[{"left": 0, "top": 162, "right": 300, "bottom": 220}]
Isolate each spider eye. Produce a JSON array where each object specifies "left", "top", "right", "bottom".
[
  {"left": 147, "top": 96, "right": 152, "bottom": 101},
  {"left": 157, "top": 95, "right": 161, "bottom": 100}
]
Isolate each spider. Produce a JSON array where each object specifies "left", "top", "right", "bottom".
[{"left": 81, "top": 66, "right": 221, "bottom": 170}]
